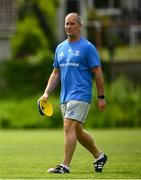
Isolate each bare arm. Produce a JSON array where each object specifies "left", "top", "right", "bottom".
[
  {"left": 44, "top": 68, "right": 60, "bottom": 95},
  {"left": 91, "top": 66, "right": 106, "bottom": 111},
  {"left": 39, "top": 68, "right": 60, "bottom": 101}
]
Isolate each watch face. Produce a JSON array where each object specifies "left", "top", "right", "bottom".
[{"left": 98, "top": 95, "right": 105, "bottom": 99}]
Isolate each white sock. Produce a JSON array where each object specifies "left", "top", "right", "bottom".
[
  {"left": 96, "top": 153, "right": 104, "bottom": 161},
  {"left": 60, "top": 164, "right": 70, "bottom": 170}
]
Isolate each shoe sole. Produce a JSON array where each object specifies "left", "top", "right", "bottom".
[{"left": 47, "top": 168, "right": 70, "bottom": 174}]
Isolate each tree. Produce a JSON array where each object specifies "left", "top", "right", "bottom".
[{"left": 11, "top": 0, "right": 59, "bottom": 58}]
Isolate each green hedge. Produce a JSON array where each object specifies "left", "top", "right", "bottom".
[
  {"left": 85, "top": 77, "right": 141, "bottom": 128},
  {"left": 0, "top": 51, "right": 54, "bottom": 98},
  {"left": 0, "top": 56, "right": 141, "bottom": 128},
  {"left": 0, "top": 95, "right": 62, "bottom": 129}
]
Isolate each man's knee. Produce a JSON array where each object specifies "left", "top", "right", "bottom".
[{"left": 64, "top": 118, "right": 78, "bottom": 133}]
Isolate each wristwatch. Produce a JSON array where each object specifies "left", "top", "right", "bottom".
[{"left": 98, "top": 95, "right": 105, "bottom": 99}]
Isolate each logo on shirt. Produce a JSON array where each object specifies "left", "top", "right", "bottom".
[
  {"left": 59, "top": 52, "right": 64, "bottom": 57},
  {"left": 73, "top": 50, "right": 80, "bottom": 56},
  {"left": 68, "top": 48, "right": 80, "bottom": 56},
  {"left": 68, "top": 48, "right": 72, "bottom": 53},
  {"left": 58, "top": 48, "right": 80, "bottom": 67}
]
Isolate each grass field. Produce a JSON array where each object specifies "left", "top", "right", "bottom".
[{"left": 0, "top": 129, "right": 141, "bottom": 179}]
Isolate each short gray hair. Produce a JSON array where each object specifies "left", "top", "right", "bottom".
[{"left": 65, "top": 12, "right": 82, "bottom": 25}]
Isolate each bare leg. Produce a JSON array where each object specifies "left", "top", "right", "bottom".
[
  {"left": 76, "top": 123, "right": 101, "bottom": 159},
  {"left": 62, "top": 118, "right": 78, "bottom": 167}
]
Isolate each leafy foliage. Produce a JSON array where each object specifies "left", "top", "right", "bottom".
[
  {"left": 11, "top": 0, "right": 59, "bottom": 58},
  {"left": 0, "top": 51, "right": 53, "bottom": 98},
  {"left": 11, "top": 18, "right": 49, "bottom": 57},
  {"left": 0, "top": 66, "right": 141, "bottom": 128},
  {"left": 85, "top": 76, "right": 141, "bottom": 128}
]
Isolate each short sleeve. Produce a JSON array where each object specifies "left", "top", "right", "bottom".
[
  {"left": 53, "top": 47, "right": 59, "bottom": 68},
  {"left": 86, "top": 43, "right": 101, "bottom": 68}
]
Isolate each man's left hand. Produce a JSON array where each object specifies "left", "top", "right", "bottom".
[{"left": 97, "top": 99, "right": 106, "bottom": 111}]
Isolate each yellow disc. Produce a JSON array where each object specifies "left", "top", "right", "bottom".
[{"left": 40, "top": 98, "right": 53, "bottom": 116}]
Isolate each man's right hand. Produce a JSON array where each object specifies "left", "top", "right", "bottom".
[{"left": 38, "top": 93, "right": 49, "bottom": 104}]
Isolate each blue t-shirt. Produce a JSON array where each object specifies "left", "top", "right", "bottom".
[{"left": 53, "top": 37, "right": 101, "bottom": 104}]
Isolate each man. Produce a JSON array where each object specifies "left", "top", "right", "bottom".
[{"left": 38, "top": 12, "right": 107, "bottom": 174}]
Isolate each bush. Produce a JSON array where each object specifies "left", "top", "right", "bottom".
[
  {"left": 11, "top": 18, "right": 49, "bottom": 58},
  {"left": 11, "top": 0, "right": 59, "bottom": 58},
  {"left": 0, "top": 64, "right": 141, "bottom": 129},
  {"left": 85, "top": 76, "right": 141, "bottom": 128},
  {"left": 0, "top": 95, "right": 63, "bottom": 129},
  {"left": 0, "top": 50, "right": 54, "bottom": 98}
]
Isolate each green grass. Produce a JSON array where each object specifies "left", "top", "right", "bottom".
[{"left": 0, "top": 129, "right": 141, "bottom": 179}]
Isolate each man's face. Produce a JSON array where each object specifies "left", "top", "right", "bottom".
[{"left": 64, "top": 14, "right": 81, "bottom": 38}]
